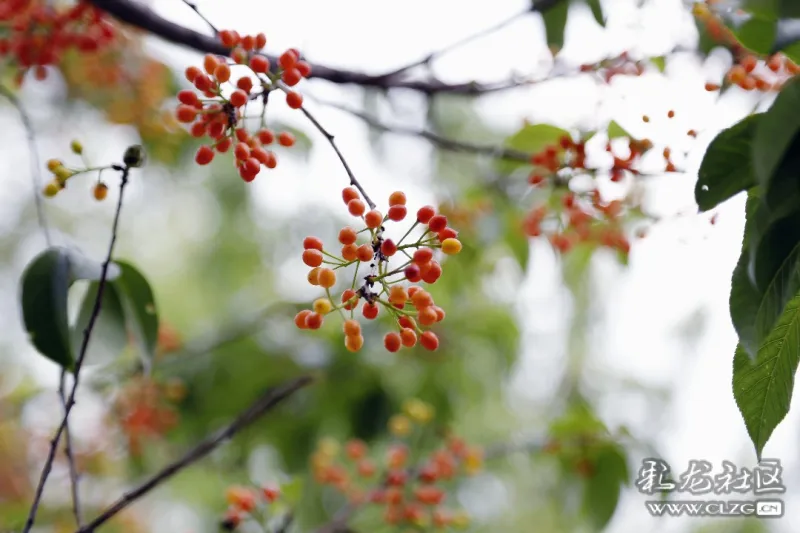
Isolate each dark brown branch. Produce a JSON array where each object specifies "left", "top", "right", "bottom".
[
  {"left": 86, "top": 0, "right": 539, "bottom": 95},
  {"left": 180, "top": 0, "right": 219, "bottom": 35},
  {"left": 0, "top": 83, "right": 52, "bottom": 246},
  {"left": 313, "top": 98, "right": 530, "bottom": 162},
  {"left": 59, "top": 371, "right": 83, "bottom": 528},
  {"left": 292, "top": 97, "right": 377, "bottom": 210},
  {"left": 76, "top": 376, "right": 314, "bottom": 532},
  {"left": 24, "top": 165, "right": 132, "bottom": 533}
]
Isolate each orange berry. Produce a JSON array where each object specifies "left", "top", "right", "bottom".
[
  {"left": 237, "top": 76, "right": 254, "bottom": 93},
  {"left": 432, "top": 306, "right": 445, "bottom": 322},
  {"left": 388, "top": 191, "right": 407, "bottom": 206},
  {"left": 428, "top": 215, "right": 447, "bottom": 232},
  {"left": 411, "top": 290, "right": 433, "bottom": 308},
  {"left": 176, "top": 105, "right": 197, "bottom": 123},
  {"left": 413, "top": 248, "right": 433, "bottom": 264},
  {"left": 642, "top": 115, "right": 650, "bottom": 123},
  {"left": 339, "top": 226, "right": 357, "bottom": 245},
  {"left": 282, "top": 68, "right": 302, "bottom": 86},
  {"left": 262, "top": 485, "right": 280, "bottom": 503},
  {"left": 307, "top": 267, "right": 321, "bottom": 286},
  {"left": 728, "top": 64, "right": 747, "bottom": 84},
  {"left": 341, "top": 289, "right": 359, "bottom": 310},
  {"left": 345, "top": 439, "right": 367, "bottom": 459},
  {"left": 185, "top": 65, "right": 202, "bottom": 82},
  {"left": 341, "top": 244, "right": 358, "bottom": 261},
  {"left": 364, "top": 210, "right": 383, "bottom": 229},
  {"left": 343, "top": 319, "right": 361, "bottom": 337},
  {"left": 303, "top": 236, "right": 324, "bottom": 250},
  {"left": 441, "top": 238, "right": 462, "bottom": 255},
  {"left": 420, "top": 331, "right": 439, "bottom": 351},
  {"left": 278, "top": 131, "right": 295, "bottom": 147},
  {"left": 234, "top": 142, "right": 251, "bottom": 161},
  {"left": 93, "top": 183, "right": 108, "bottom": 201},
  {"left": 356, "top": 244, "right": 374, "bottom": 262},
  {"left": 421, "top": 261, "right": 442, "bottom": 284},
  {"left": 348, "top": 199, "right": 366, "bottom": 217},
  {"left": 203, "top": 54, "right": 220, "bottom": 74},
  {"left": 296, "top": 60, "right": 312, "bottom": 77},
  {"left": 295, "top": 310, "right": 311, "bottom": 329},
  {"left": 345, "top": 334, "right": 364, "bottom": 352},
  {"left": 302, "top": 249, "right": 323, "bottom": 267},
  {"left": 418, "top": 306, "right": 438, "bottom": 326},
  {"left": 400, "top": 328, "right": 417, "bottom": 347},
  {"left": 214, "top": 63, "right": 231, "bottom": 83},
  {"left": 384, "top": 332, "right": 402, "bottom": 352},
  {"left": 381, "top": 239, "right": 397, "bottom": 257},
  {"left": 389, "top": 286, "right": 408, "bottom": 306},
  {"left": 342, "top": 187, "right": 360, "bottom": 204},
  {"left": 318, "top": 268, "right": 336, "bottom": 288},
  {"left": 667, "top": 110, "right": 675, "bottom": 119},
  {"left": 279, "top": 50, "right": 298, "bottom": 69},
  {"left": 740, "top": 55, "right": 757, "bottom": 73}
]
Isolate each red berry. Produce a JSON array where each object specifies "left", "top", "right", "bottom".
[
  {"left": 195, "top": 145, "right": 214, "bottom": 165},
  {"left": 404, "top": 264, "right": 421, "bottom": 282},
  {"left": 428, "top": 215, "right": 447, "bottom": 232},
  {"left": 342, "top": 187, "right": 360, "bottom": 204},
  {"left": 420, "top": 331, "right": 439, "bottom": 350},
  {"left": 257, "top": 129, "right": 275, "bottom": 144},
  {"left": 356, "top": 244, "right": 373, "bottom": 262},
  {"left": 388, "top": 191, "right": 407, "bottom": 206},
  {"left": 381, "top": 239, "right": 397, "bottom": 257},
  {"left": 417, "top": 205, "right": 436, "bottom": 223},
  {"left": 286, "top": 91, "right": 303, "bottom": 109},
  {"left": 413, "top": 248, "right": 433, "bottom": 264},
  {"left": 387, "top": 205, "right": 407, "bottom": 221},
  {"left": 250, "top": 55, "right": 269, "bottom": 73},
  {"left": 278, "top": 132, "right": 296, "bottom": 147},
  {"left": 362, "top": 302, "right": 379, "bottom": 319},
  {"left": 338, "top": 227, "right": 357, "bottom": 245},
  {"left": 230, "top": 89, "right": 248, "bottom": 107},
  {"left": 341, "top": 289, "right": 359, "bottom": 310},
  {"left": 302, "top": 249, "right": 323, "bottom": 267},
  {"left": 279, "top": 50, "right": 298, "bottom": 69},
  {"left": 364, "top": 210, "right": 383, "bottom": 229},
  {"left": 296, "top": 60, "right": 312, "bottom": 77},
  {"left": 348, "top": 199, "right": 366, "bottom": 217},
  {"left": 282, "top": 67, "right": 302, "bottom": 86},
  {"left": 384, "top": 332, "right": 402, "bottom": 352}
]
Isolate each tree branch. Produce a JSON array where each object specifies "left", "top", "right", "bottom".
[
  {"left": 75, "top": 376, "right": 314, "bottom": 533},
  {"left": 312, "top": 98, "right": 531, "bottom": 163},
  {"left": 59, "top": 371, "right": 83, "bottom": 528},
  {"left": 85, "top": 0, "right": 541, "bottom": 95},
  {"left": 24, "top": 165, "right": 133, "bottom": 533}
]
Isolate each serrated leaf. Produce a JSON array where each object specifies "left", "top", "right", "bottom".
[
  {"left": 496, "top": 123, "right": 570, "bottom": 175},
  {"left": 733, "top": 294, "right": 800, "bottom": 460},
  {"left": 585, "top": 0, "right": 604, "bottom": 26},
  {"left": 71, "top": 281, "right": 128, "bottom": 367},
  {"left": 607, "top": 120, "right": 632, "bottom": 140},
  {"left": 582, "top": 445, "right": 628, "bottom": 529},
  {"left": 542, "top": 0, "right": 569, "bottom": 51},
  {"left": 114, "top": 261, "right": 159, "bottom": 364},
  {"left": 19, "top": 247, "right": 118, "bottom": 371},
  {"left": 695, "top": 114, "right": 761, "bottom": 212},
  {"left": 753, "top": 74, "right": 800, "bottom": 188}
]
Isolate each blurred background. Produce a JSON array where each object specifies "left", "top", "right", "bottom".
[{"left": 0, "top": 0, "right": 796, "bottom": 531}]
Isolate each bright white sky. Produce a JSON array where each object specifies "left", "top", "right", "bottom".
[{"left": 2, "top": 0, "right": 798, "bottom": 531}]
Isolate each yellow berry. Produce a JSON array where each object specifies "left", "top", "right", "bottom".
[
  {"left": 452, "top": 512, "right": 471, "bottom": 529},
  {"left": 46, "top": 159, "right": 63, "bottom": 172},
  {"left": 313, "top": 298, "right": 333, "bottom": 315},
  {"left": 388, "top": 414, "right": 412, "bottom": 437},
  {"left": 402, "top": 398, "right": 434, "bottom": 424},
  {"left": 54, "top": 166, "right": 73, "bottom": 182},
  {"left": 318, "top": 437, "right": 340, "bottom": 457},
  {"left": 70, "top": 140, "right": 83, "bottom": 155},
  {"left": 43, "top": 181, "right": 60, "bottom": 197},
  {"left": 441, "top": 238, "right": 462, "bottom": 255},
  {"left": 317, "top": 268, "right": 336, "bottom": 288},
  {"left": 463, "top": 448, "right": 484, "bottom": 474},
  {"left": 93, "top": 182, "right": 108, "bottom": 201}
]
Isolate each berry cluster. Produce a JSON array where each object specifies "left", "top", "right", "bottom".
[
  {"left": 294, "top": 189, "right": 462, "bottom": 352},
  {"left": 112, "top": 376, "right": 185, "bottom": 457},
  {"left": 0, "top": 0, "right": 116, "bottom": 83},
  {"left": 578, "top": 50, "right": 656, "bottom": 83},
  {"left": 311, "top": 400, "right": 479, "bottom": 530},
  {"left": 220, "top": 483, "right": 281, "bottom": 531},
  {"left": 178, "top": 30, "right": 311, "bottom": 181},
  {"left": 693, "top": 2, "right": 799, "bottom": 92},
  {"left": 42, "top": 143, "right": 143, "bottom": 200}
]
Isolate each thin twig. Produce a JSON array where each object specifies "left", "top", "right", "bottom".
[
  {"left": 24, "top": 165, "right": 132, "bottom": 533},
  {"left": 180, "top": 0, "right": 219, "bottom": 35},
  {"left": 292, "top": 99, "right": 376, "bottom": 210},
  {"left": 86, "top": 0, "right": 537, "bottom": 95},
  {"left": 0, "top": 83, "right": 52, "bottom": 246},
  {"left": 59, "top": 371, "right": 83, "bottom": 528},
  {"left": 376, "top": 7, "right": 533, "bottom": 79},
  {"left": 312, "top": 97, "right": 531, "bottom": 162},
  {"left": 75, "top": 376, "right": 314, "bottom": 532}
]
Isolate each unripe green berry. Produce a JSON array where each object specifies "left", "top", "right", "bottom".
[
  {"left": 70, "top": 140, "right": 83, "bottom": 155},
  {"left": 54, "top": 167, "right": 73, "bottom": 181}
]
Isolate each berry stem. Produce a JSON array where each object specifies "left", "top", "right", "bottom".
[{"left": 396, "top": 221, "right": 418, "bottom": 246}]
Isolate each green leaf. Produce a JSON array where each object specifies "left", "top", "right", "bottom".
[
  {"left": 730, "top": 190, "right": 763, "bottom": 358},
  {"left": 733, "top": 294, "right": 800, "bottom": 460},
  {"left": 496, "top": 123, "right": 570, "bottom": 175},
  {"left": 280, "top": 477, "right": 304, "bottom": 505},
  {"left": 585, "top": 0, "right": 604, "bottom": 26},
  {"left": 114, "top": 261, "right": 159, "bottom": 364},
  {"left": 19, "top": 247, "right": 119, "bottom": 371},
  {"left": 733, "top": 15, "right": 778, "bottom": 54},
  {"left": 650, "top": 56, "right": 666, "bottom": 72},
  {"left": 542, "top": 0, "right": 569, "bottom": 51},
  {"left": 695, "top": 114, "right": 761, "bottom": 212},
  {"left": 773, "top": 18, "right": 800, "bottom": 52},
  {"left": 753, "top": 76, "right": 800, "bottom": 187},
  {"left": 582, "top": 445, "right": 629, "bottom": 529},
  {"left": 70, "top": 281, "right": 128, "bottom": 367},
  {"left": 743, "top": 0, "right": 778, "bottom": 18},
  {"left": 607, "top": 120, "right": 632, "bottom": 140}
]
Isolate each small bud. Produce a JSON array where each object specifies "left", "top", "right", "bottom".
[
  {"left": 43, "top": 181, "right": 60, "bottom": 197},
  {"left": 54, "top": 167, "right": 73, "bottom": 182},
  {"left": 70, "top": 140, "right": 83, "bottom": 155},
  {"left": 123, "top": 144, "right": 145, "bottom": 168},
  {"left": 46, "top": 159, "right": 62, "bottom": 172}
]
